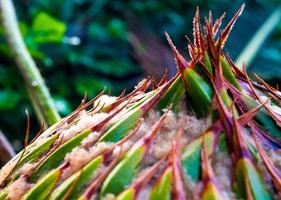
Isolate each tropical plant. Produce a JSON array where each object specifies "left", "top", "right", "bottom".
[{"left": 0, "top": 4, "right": 281, "bottom": 200}]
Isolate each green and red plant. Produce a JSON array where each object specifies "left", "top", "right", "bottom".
[{"left": 0, "top": 4, "right": 281, "bottom": 200}]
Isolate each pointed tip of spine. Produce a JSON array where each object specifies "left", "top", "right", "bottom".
[{"left": 219, "top": 4, "right": 245, "bottom": 48}]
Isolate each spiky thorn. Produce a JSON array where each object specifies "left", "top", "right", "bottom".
[
  {"left": 211, "top": 80, "right": 233, "bottom": 135},
  {"left": 32, "top": 134, "right": 65, "bottom": 175},
  {"left": 170, "top": 124, "right": 186, "bottom": 200},
  {"left": 204, "top": 17, "right": 216, "bottom": 59},
  {"left": 165, "top": 32, "right": 191, "bottom": 71},
  {"left": 107, "top": 78, "right": 153, "bottom": 111},
  {"left": 243, "top": 65, "right": 281, "bottom": 127},
  {"left": 82, "top": 149, "right": 123, "bottom": 199},
  {"left": 254, "top": 74, "right": 281, "bottom": 101},
  {"left": 185, "top": 35, "right": 195, "bottom": 59},
  {"left": 251, "top": 126, "right": 281, "bottom": 193},
  {"left": 237, "top": 98, "right": 270, "bottom": 126},
  {"left": 0, "top": 110, "right": 31, "bottom": 187},
  {"left": 52, "top": 89, "right": 106, "bottom": 136},
  {"left": 29, "top": 123, "right": 45, "bottom": 145},
  {"left": 193, "top": 7, "right": 205, "bottom": 55},
  {"left": 213, "top": 12, "right": 226, "bottom": 37},
  {"left": 218, "top": 4, "right": 245, "bottom": 49},
  {"left": 118, "top": 156, "right": 167, "bottom": 199},
  {"left": 157, "top": 67, "right": 168, "bottom": 87},
  {"left": 201, "top": 131, "right": 224, "bottom": 200}
]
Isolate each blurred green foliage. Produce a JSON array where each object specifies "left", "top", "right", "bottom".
[{"left": 0, "top": 0, "right": 280, "bottom": 151}]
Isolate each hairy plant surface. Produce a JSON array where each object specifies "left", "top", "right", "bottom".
[{"left": 0, "top": 4, "right": 281, "bottom": 200}]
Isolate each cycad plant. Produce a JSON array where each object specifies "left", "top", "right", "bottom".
[{"left": 0, "top": 4, "right": 281, "bottom": 200}]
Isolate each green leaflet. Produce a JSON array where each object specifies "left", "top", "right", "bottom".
[
  {"left": 202, "top": 183, "right": 224, "bottom": 200},
  {"left": 203, "top": 52, "right": 213, "bottom": 74},
  {"left": 183, "top": 68, "right": 213, "bottom": 116},
  {"left": 241, "top": 93, "right": 281, "bottom": 140},
  {"left": 19, "top": 134, "right": 58, "bottom": 164},
  {"left": 99, "top": 84, "right": 169, "bottom": 142},
  {"left": 50, "top": 156, "right": 103, "bottom": 200},
  {"left": 0, "top": 191, "right": 7, "bottom": 200},
  {"left": 234, "top": 158, "right": 271, "bottom": 200},
  {"left": 149, "top": 167, "right": 172, "bottom": 200},
  {"left": 220, "top": 56, "right": 241, "bottom": 90},
  {"left": 157, "top": 75, "right": 185, "bottom": 111},
  {"left": 4, "top": 134, "right": 58, "bottom": 175},
  {"left": 99, "top": 146, "right": 146, "bottom": 197},
  {"left": 22, "top": 169, "right": 61, "bottom": 200},
  {"left": 30, "top": 129, "right": 92, "bottom": 181},
  {"left": 202, "top": 182, "right": 224, "bottom": 200},
  {"left": 116, "top": 188, "right": 135, "bottom": 200},
  {"left": 98, "top": 108, "right": 142, "bottom": 142},
  {"left": 218, "top": 133, "right": 227, "bottom": 152},
  {"left": 219, "top": 89, "right": 232, "bottom": 108},
  {"left": 181, "top": 131, "right": 215, "bottom": 182},
  {"left": 1, "top": 134, "right": 58, "bottom": 184}
]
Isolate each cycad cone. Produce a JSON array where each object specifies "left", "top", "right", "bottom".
[{"left": 1, "top": 4, "right": 281, "bottom": 200}]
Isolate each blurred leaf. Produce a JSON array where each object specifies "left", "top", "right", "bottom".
[
  {"left": 89, "top": 23, "right": 107, "bottom": 40},
  {"left": 91, "top": 60, "right": 139, "bottom": 77},
  {"left": 0, "top": 90, "right": 20, "bottom": 110},
  {"left": 74, "top": 76, "right": 113, "bottom": 98},
  {"left": 32, "top": 12, "right": 66, "bottom": 43},
  {"left": 107, "top": 18, "right": 127, "bottom": 39},
  {"left": 235, "top": 6, "right": 281, "bottom": 68}
]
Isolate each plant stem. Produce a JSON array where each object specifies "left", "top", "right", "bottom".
[{"left": 0, "top": 0, "right": 61, "bottom": 127}]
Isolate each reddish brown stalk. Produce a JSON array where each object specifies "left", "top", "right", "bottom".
[
  {"left": 243, "top": 66, "right": 281, "bottom": 127},
  {"left": 83, "top": 112, "right": 168, "bottom": 199},
  {"left": 193, "top": 7, "right": 205, "bottom": 55},
  {"left": 87, "top": 100, "right": 104, "bottom": 114},
  {"left": 83, "top": 113, "right": 169, "bottom": 199},
  {"left": 170, "top": 125, "right": 186, "bottom": 200},
  {"left": 218, "top": 4, "right": 245, "bottom": 49},
  {"left": 61, "top": 170, "right": 82, "bottom": 200},
  {"left": 29, "top": 123, "right": 45, "bottom": 145},
  {"left": 254, "top": 74, "right": 281, "bottom": 101},
  {"left": 33, "top": 134, "right": 65, "bottom": 174},
  {"left": 238, "top": 98, "right": 270, "bottom": 126},
  {"left": 211, "top": 80, "right": 233, "bottom": 136},
  {"left": 249, "top": 122, "right": 281, "bottom": 149},
  {"left": 82, "top": 150, "right": 123, "bottom": 199},
  {"left": 245, "top": 176, "right": 255, "bottom": 200},
  {"left": 251, "top": 127, "right": 281, "bottom": 192},
  {"left": 232, "top": 115, "right": 251, "bottom": 160},
  {"left": 165, "top": 32, "right": 191, "bottom": 71},
  {"left": 185, "top": 35, "right": 195, "bottom": 59},
  {"left": 213, "top": 12, "right": 226, "bottom": 36},
  {"left": 213, "top": 56, "right": 224, "bottom": 90},
  {"left": 157, "top": 68, "right": 168, "bottom": 87},
  {"left": 201, "top": 134, "right": 214, "bottom": 182},
  {"left": 113, "top": 78, "right": 153, "bottom": 109},
  {"left": 140, "top": 75, "right": 177, "bottom": 112},
  {"left": 136, "top": 110, "right": 169, "bottom": 150},
  {"left": 65, "top": 89, "right": 106, "bottom": 125},
  {"left": 201, "top": 132, "right": 223, "bottom": 198},
  {"left": 129, "top": 156, "right": 167, "bottom": 197},
  {"left": 204, "top": 17, "right": 216, "bottom": 58},
  {"left": 52, "top": 120, "right": 142, "bottom": 189},
  {"left": 225, "top": 52, "right": 245, "bottom": 78},
  {"left": 0, "top": 110, "right": 31, "bottom": 187}
]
